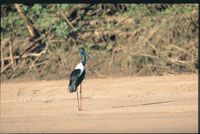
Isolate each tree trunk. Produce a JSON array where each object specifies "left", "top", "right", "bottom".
[{"left": 15, "top": 4, "right": 40, "bottom": 38}]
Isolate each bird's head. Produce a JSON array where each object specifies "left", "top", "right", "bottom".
[
  {"left": 78, "top": 48, "right": 85, "bottom": 54},
  {"left": 78, "top": 47, "right": 93, "bottom": 59}
]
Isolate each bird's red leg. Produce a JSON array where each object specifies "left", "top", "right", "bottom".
[
  {"left": 80, "top": 83, "right": 82, "bottom": 111},
  {"left": 77, "top": 88, "right": 80, "bottom": 111}
]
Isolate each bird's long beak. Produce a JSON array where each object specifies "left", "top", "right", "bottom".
[{"left": 84, "top": 51, "right": 94, "bottom": 59}]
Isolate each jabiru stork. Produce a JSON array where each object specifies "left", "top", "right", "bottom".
[{"left": 68, "top": 48, "right": 93, "bottom": 111}]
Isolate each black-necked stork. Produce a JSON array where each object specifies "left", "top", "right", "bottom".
[{"left": 68, "top": 48, "right": 93, "bottom": 111}]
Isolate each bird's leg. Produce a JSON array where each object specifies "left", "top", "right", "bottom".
[
  {"left": 80, "top": 83, "right": 82, "bottom": 111},
  {"left": 77, "top": 89, "right": 80, "bottom": 111}
]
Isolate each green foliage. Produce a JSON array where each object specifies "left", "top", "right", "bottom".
[
  {"left": 55, "top": 22, "right": 72, "bottom": 39},
  {"left": 1, "top": 4, "right": 72, "bottom": 40},
  {"left": 21, "top": 5, "right": 28, "bottom": 12},
  {"left": 32, "top": 5, "right": 43, "bottom": 15},
  {"left": 124, "top": 4, "right": 139, "bottom": 16},
  {"left": 1, "top": 4, "right": 197, "bottom": 39},
  {"left": 1, "top": 7, "right": 28, "bottom": 39},
  {"left": 61, "top": 4, "right": 69, "bottom": 10},
  {"left": 1, "top": 4, "right": 198, "bottom": 80}
]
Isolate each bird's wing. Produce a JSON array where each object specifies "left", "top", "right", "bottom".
[
  {"left": 68, "top": 69, "right": 81, "bottom": 92},
  {"left": 69, "top": 69, "right": 81, "bottom": 80}
]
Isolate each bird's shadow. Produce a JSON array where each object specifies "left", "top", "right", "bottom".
[{"left": 112, "top": 100, "right": 179, "bottom": 109}]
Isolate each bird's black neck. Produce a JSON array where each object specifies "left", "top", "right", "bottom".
[{"left": 81, "top": 54, "right": 86, "bottom": 66}]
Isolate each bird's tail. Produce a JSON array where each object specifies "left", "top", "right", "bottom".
[{"left": 68, "top": 81, "right": 77, "bottom": 93}]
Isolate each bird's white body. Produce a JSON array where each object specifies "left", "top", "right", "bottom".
[{"left": 75, "top": 62, "right": 85, "bottom": 76}]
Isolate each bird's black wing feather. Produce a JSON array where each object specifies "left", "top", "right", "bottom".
[
  {"left": 70, "top": 69, "right": 81, "bottom": 80},
  {"left": 68, "top": 69, "right": 81, "bottom": 92}
]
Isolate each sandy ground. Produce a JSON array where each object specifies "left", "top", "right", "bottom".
[{"left": 0, "top": 74, "right": 198, "bottom": 133}]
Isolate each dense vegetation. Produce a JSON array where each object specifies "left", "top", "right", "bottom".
[{"left": 1, "top": 4, "right": 198, "bottom": 80}]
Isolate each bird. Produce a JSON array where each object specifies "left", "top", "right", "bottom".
[{"left": 68, "top": 48, "right": 93, "bottom": 111}]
